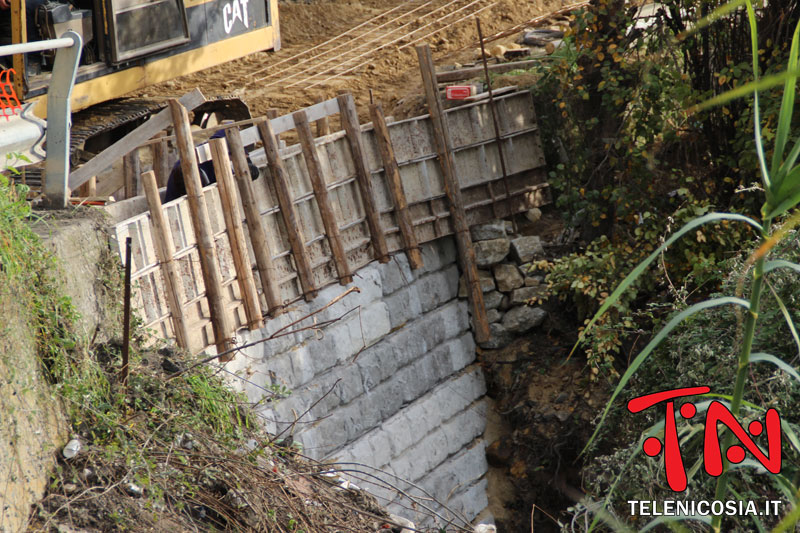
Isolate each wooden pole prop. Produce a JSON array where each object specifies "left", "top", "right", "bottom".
[
  {"left": 256, "top": 118, "right": 318, "bottom": 301},
  {"left": 337, "top": 93, "right": 390, "bottom": 263},
  {"left": 152, "top": 131, "right": 170, "bottom": 188},
  {"left": 224, "top": 127, "right": 283, "bottom": 316},
  {"left": 294, "top": 110, "right": 353, "bottom": 285},
  {"left": 210, "top": 138, "right": 264, "bottom": 331},
  {"left": 416, "top": 45, "right": 490, "bottom": 343},
  {"left": 369, "top": 102, "right": 423, "bottom": 270},
  {"left": 123, "top": 150, "right": 140, "bottom": 199},
  {"left": 168, "top": 99, "right": 235, "bottom": 360},
  {"left": 315, "top": 97, "right": 331, "bottom": 137},
  {"left": 141, "top": 170, "right": 191, "bottom": 350}
]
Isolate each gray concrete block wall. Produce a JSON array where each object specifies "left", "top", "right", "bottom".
[{"left": 226, "top": 237, "right": 490, "bottom": 527}]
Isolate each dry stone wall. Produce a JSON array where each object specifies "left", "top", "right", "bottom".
[{"left": 226, "top": 237, "right": 491, "bottom": 527}]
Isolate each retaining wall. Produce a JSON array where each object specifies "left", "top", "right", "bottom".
[{"left": 226, "top": 237, "right": 489, "bottom": 527}]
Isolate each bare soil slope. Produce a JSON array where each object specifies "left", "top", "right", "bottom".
[{"left": 134, "top": 0, "right": 568, "bottom": 120}]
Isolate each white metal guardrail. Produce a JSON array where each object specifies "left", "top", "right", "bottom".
[{"left": 0, "top": 31, "right": 81, "bottom": 208}]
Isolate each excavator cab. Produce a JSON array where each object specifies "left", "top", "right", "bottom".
[{"left": 8, "top": 0, "right": 278, "bottom": 115}]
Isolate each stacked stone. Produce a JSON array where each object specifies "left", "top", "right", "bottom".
[{"left": 459, "top": 220, "right": 548, "bottom": 349}]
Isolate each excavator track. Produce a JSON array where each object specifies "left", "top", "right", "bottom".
[{"left": 17, "top": 95, "right": 250, "bottom": 191}]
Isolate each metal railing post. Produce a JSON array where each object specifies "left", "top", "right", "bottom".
[{"left": 42, "top": 30, "right": 82, "bottom": 209}]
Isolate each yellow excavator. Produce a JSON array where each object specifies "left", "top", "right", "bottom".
[{"left": 2, "top": 0, "right": 279, "bottom": 174}]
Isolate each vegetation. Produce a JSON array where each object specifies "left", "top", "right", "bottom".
[
  {"left": 508, "top": 0, "right": 800, "bottom": 530},
  {"left": 0, "top": 173, "right": 382, "bottom": 531}
]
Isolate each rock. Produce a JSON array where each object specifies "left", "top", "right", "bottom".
[
  {"left": 510, "top": 235, "right": 544, "bottom": 262},
  {"left": 458, "top": 271, "right": 495, "bottom": 297},
  {"left": 486, "top": 439, "right": 514, "bottom": 467},
  {"left": 499, "top": 294, "right": 511, "bottom": 311},
  {"left": 486, "top": 308, "right": 502, "bottom": 323},
  {"left": 474, "top": 524, "right": 498, "bottom": 533},
  {"left": 502, "top": 305, "right": 547, "bottom": 333},
  {"left": 524, "top": 275, "right": 543, "bottom": 287},
  {"left": 479, "top": 323, "right": 513, "bottom": 349},
  {"left": 555, "top": 392, "right": 569, "bottom": 404},
  {"left": 525, "top": 207, "right": 542, "bottom": 223},
  {"left": 510, "top": 285, "right": 548, "bottom": 305},
  {"left": 475, "top": 238, "right": 510, "bottom": 267},
  {"left": 62, "top": 438, "right": 81, "bottom": 459},
  {"left": 484, "top": 290, "right": 503, "bottom": 310},
  {"left": 504, "top": 220, "right": 515, "bottom": 235},
  {"left": 388, "top": 514, "right": 416, "bottom": 533},
  {"left": 125, "top": 483, "right": 144, "bottom": 497},
  {"left": 470, "top": 220, "right": 506, "bottom": 241},
  {"left": 493, "top": 264, "right": 523, "bottom": 292}
]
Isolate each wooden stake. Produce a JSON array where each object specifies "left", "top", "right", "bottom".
[
  {"left": 294, "top": 110, "right": 353, "bottom": 285},
  {"left": 224, "top": 127, "right": 283, "bottom": 316},
  {"left": 123, "top": 150, "right": 140, "bottom": 199},
  {"left": 168, "top": 99, "right": 235, "bottom": 359},
  {"left": 78, "top": 176, "right": 97, "bottom": 198},
  {"left": 314, "top": 97, "right": 331, "bottom": 137},
  {"left": 210, "top": 138, "right": 264, "bottom": 331},
  {"left": 141, "top": 170, "right": 191, "bottom": 350},
  {"left": 369, "top": 102, "right": 423, "bottom": 270},
  {"left": 416, "top": 45, "right": 489, "bottom": 343},
  {"left": 256, "top": 118, "right": 318, "bottom": 301},
  {"left": 152, "top": 131, "right": 171, "bottom": 188},
  {"left": 337, "top": 93, "right": 390, "bottom": 263}
]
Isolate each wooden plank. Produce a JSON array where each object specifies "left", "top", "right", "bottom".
[
  {"left": 224, "top": 126, "right": 283, "bottom": 317},
  {"left": 369, "top": 102, "right": 423, "bottom": 270},
  {"left": 152, "top": 131, "right": 170, "bottom": 188},
  {"left": 416, "top": 45, "right": 489, "bottom": 343},
  {"left": 210, "top": 137, "right": 264, "bottom": 331},
  {"left": 435, "top": 60, "right": 540, "bottom": 83},
  {"left": 337, "top": 93, "right": 390, "bottom": 263},
  {"left": 123, "top": 150, "right": 140, "bottom": 199},
  {"left": 141, "top": 170, "right": 191, "bottom": 350},
  {"left": 257, "top": 118, "right": 318, "bottom": 301},
  {"left": 294, "top": 110, "right": 353, "bottom": 285},
  {"left": 70, "top": 89, "right": 206, "bottom": 193},
  {"left": 168, "top": 99, "right": 235, "bottom": 359},
  {"left": 315, "top": 97, "right": 331, "bottom": 137}
]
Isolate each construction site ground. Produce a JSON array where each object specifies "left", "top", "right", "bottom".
[{"left": 133, "top": 0, "right": 569, "bottom": 122}]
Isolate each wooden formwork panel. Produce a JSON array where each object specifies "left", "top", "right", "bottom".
[{"left": 110, "top": 91, "right": 549, "bottom": 353}]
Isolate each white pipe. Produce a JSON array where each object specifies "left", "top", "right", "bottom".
[{"left": 0, "top": 37, "right": 76, "bottom": 57}]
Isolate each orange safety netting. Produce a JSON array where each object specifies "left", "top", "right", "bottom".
[{"left": 0, "top": 69, "right": 22, "bottom": 120}]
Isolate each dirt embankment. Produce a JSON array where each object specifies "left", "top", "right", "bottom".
[{"left": 135, "top": 0, "right": 568, "bottom": 121}]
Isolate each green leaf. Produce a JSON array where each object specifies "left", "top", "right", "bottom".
[
  {"left": 765, "top": 185, "right": 800, "bottom": 219},
  {"left": 750, "top": 352, "right": 800, "bottom": 385},
  {"left": 764, "top": 281, "right": 800, "bottom": 356},
  {"left": 781, "top": 420, "right": 800, "bottom": 456},
  {"left": 571, "top": 213, "right": 762, "bottom": 358},
  {"left": 689, "top": 68, "right": 800, "bottom": 113},
  {"left": 763, "top": 260, "right": 800, "bottom": 275},
  {"left": 772, "top": 501, "right": 800, "bottom": 533},
  {"left": 743, "top": 0, "right": 771, "bottom": 192},
  {"left": 770, "top": 19, "right": 800, "bottom": 187},
  {"left": 583, "top": 297, "right": 750, "bottom": 454}
]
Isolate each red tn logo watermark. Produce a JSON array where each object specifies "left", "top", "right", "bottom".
[{"left": 627, "top": 386, "right": 782, "bottom": 492}]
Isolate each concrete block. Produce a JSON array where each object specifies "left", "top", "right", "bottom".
[
  {"left": 361, "top": 301, "right": 392, "bottom": 346},
  {"left": 367, "top": 430, "right": 394, "bottom": 469},
  {"left": 449, "top": 333, "right": 477, "bottom": 373},
  {"left": 417, "top": 308, "right": 446, "bottom": 351},
  {"left": 441, "top": 403, "right": 487, "bottom": 453},
  {"left": 286, "top": 345, "right": 317, "bottom": 388},
  {"left": 425, "top": 440, "right": 488, "bottom": 502},
  {"left": 389, "top": 324, "right": 429, "bottom": 368},
  {"left": 381, "top": 253, "right": 415, "bottom": 295},
  {"left": 418, "top": 265, "right": 459, "bottom": 313},
  {"left": 419, "top": 237, "right": 457, "bottom": 275},
  {"left": 448, "top": 477, "right": 489, "bottom": 522},
  {"left": 356, "top": 342, "right": 396, "bottom": 391},
  {"left": 385, "top": 286, "right": 423, "bottom": 329}
]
